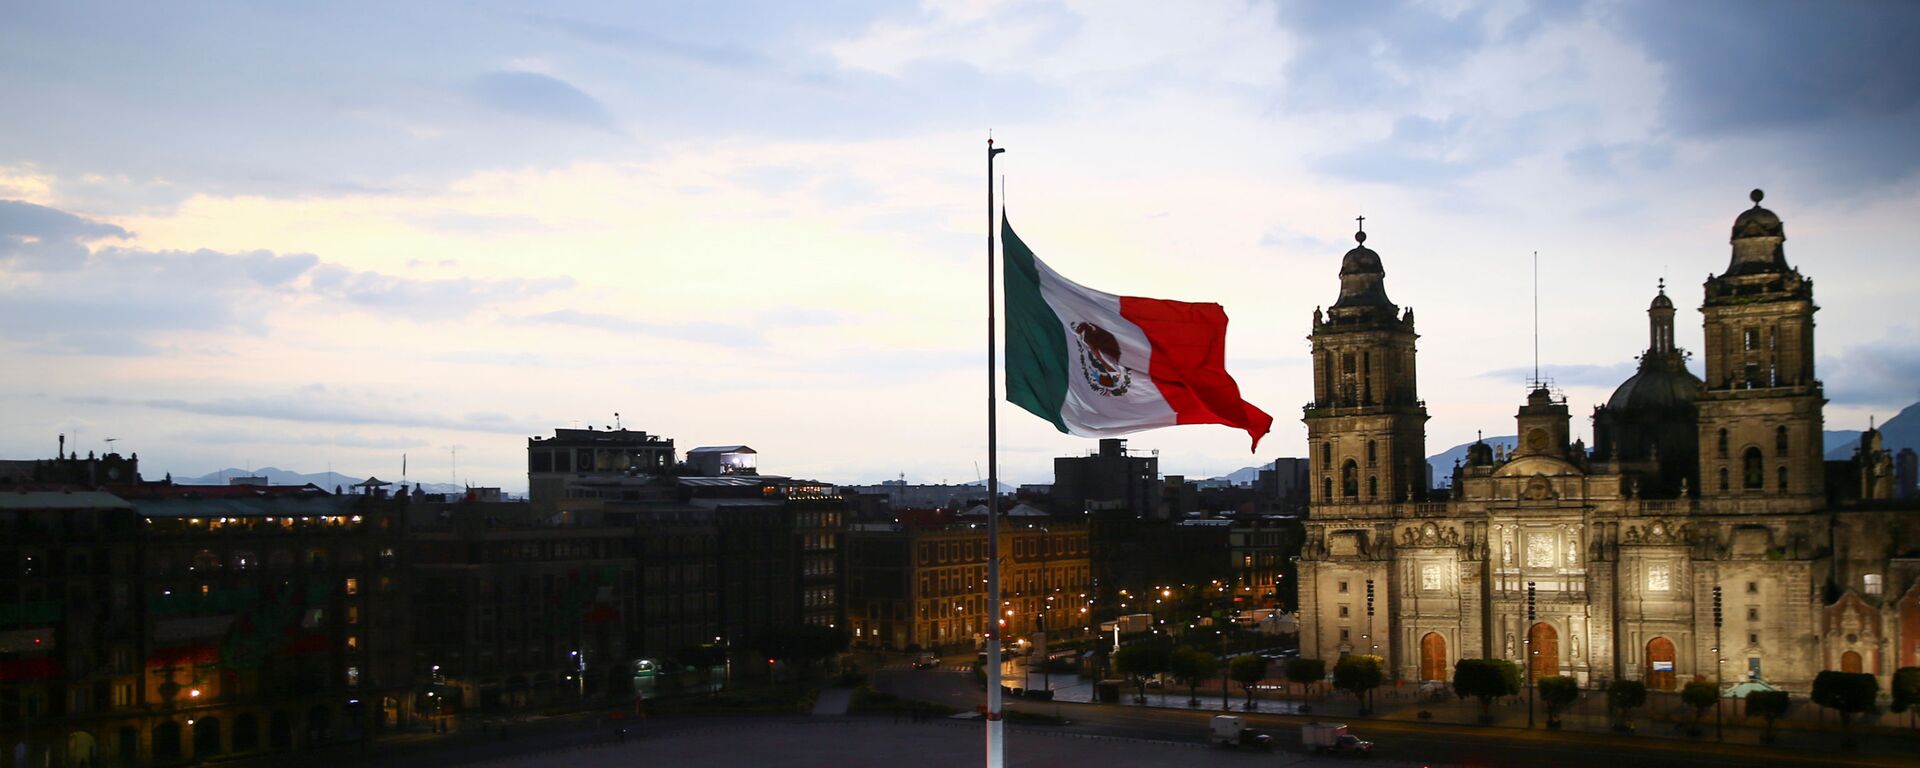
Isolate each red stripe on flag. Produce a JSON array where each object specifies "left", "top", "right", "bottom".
[{"left": 1118, "top": 296, "right": 1273, "bottom": 450}]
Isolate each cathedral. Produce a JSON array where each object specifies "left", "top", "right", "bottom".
[{"left": 1296, "top": 191, "right": 1920, "bottom": 693}]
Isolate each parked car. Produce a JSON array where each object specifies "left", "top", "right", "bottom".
[{"left": 911, "top": 654, "right": 941, "bottom": 670}]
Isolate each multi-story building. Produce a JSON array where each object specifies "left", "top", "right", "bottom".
[
  {"left": 405, "top": 499, "right": 633, "bottom": 712},
  {"left": 0, "top": 474, "right": 412, "bottom": 767},
  {"left": 1, "top": 491, "right": 142, "bottom": 768},
  {"left": 1296, "top": 192, "right": 1920, "bottom": 692},
  {"left": 1053, "top": 439, "right": 1161, "bottom": 518},
  {"left": 526, "top": 428, "right": 674, "bottom": 511},
  {"left": 845, "top": 520, "right": 1089, "bottom": 652}
]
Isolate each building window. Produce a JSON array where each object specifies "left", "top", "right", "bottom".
[
  {"left": 1321, "top": 442, "right": 1331, "bottom": 468},
  {"left": 1744, "top": 329, "right": 1760, "bottom": 351},
  {"left": 1719, "top": 468, "right": 1729, "bottom": 491},
  {"left": 1746, "top": 581, "right": 1758, "bottom": 594},
  {"left": 1746, "top": 607, "right": 1759, "bottom": 622},
  {"left": 1367, "top": 476, "right": 1378, "bottom": 499},
  {"left": 1366, "top": 441, "right": 1377, "bottom": 466},
  {"left": 1748, "top": 633, "right": 1759, "bottom": 646},
  {"left": 1743, "top": 448, "right": 1764, "bottom": 489},
  {"left": 1340, "top": 629, "right": 1350, "bottom": 641},
  {"left": 1342, "top": 460, "right": 1358, "bottom": 498},
  {"left": 344, "top": 577, "right": 359, "bottom": 596},
  {"left": 1777, "top": 466, "right": 1788, "bottom": 492},
  {"left": 1322, "top": 477, "right": 1333, "bottom": 500},
  {"left": 1775, "top": 426, "right": 1789, "bottom": 455},
  {"left": 1717, "top": 429, "right": 1729, "bottom": 458},
  {"left": 1338, "top": 580, "right": 1349, "bottom": 594},
  {"left": 1864, "top": 574, "right": 1883, "bottom": 596},
  {"left": 1338, "top": 605, "right": 1350, "bottom": 618}
]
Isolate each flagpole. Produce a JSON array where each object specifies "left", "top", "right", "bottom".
[{"left": 985, "top": 134, "right": 1006, "bottom": 768}]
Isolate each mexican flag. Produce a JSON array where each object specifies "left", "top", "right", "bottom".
[{"left": 1002, "top": 216, "right": 1273, "bottom": 449}]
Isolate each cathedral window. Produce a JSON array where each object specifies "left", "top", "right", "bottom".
[
  {"left": 1864, "top": 574, "right": 1883, "bottom": 596},
  {"left": 1746, "top": 606, "right": 1759, "bottom": 621},
  {"left": 1366, "top": 441, "right": 1377, "bottom": 466},
  {"left": 1338, "top": 605, "right": 1350, "bottom": 618},
  {"left": 1717, "top": 430, "right": 1729, "bottom": 458},
  {"left": 1746, "top": 581, "right": 1758, "bottom": 594},
  {"left": 1777, "top": 466, "right": 1788, "bottom": 492},
  {"left": 1743, "top": 448, "right": 1764, "bottom": 489},
  {"left": 1341, "top": 460, "right": 1359, "bottom": 498},
  {"left": 1340, "top": 354, "right": 1358, "bottom": 405},
  {"left": 1321, "top": 442, "right": 1332, "bottom": 468},
  {"left": 1775, "top": 426, "right": 1788, "bottom": 455},
  {"left": 1367, "top": 476, "right": 1378, "bottom": 499},
  {"left": 1719, "top": 468, "right": 1729, "bottom": 491},
  {"left": 1743, "top": 329, "right": 1760, "bottom": 351},
  {"left": 1322, "top": 477, "right": 1333, "bottom": 500}
]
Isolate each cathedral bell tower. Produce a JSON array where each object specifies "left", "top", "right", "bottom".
[
  {"left": 1697, "top": 189, "right": 1824, "bottom": 511},
  {"left": 1305, "top": 223, "right": 1430, "bottom": 505}
]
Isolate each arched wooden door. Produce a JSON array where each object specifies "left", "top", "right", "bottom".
[
  {"left": 1527, "top": 623, "right": 1559, "bottom": 679},
  {"left": 1420, "top": 633, "right": 1447, "bottom": 681},
  {"left": 1645, "top": 637, "right": 1676, "bottom": 691},
  {"left": 1841, "top": 650, "right": 1863, "bottom": 673}
]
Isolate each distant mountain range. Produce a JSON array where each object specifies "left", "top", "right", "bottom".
[
  {"left": 177, "top": 467, "right": 468, "bottom": 496},
  {"left": 1824, "top": 401, "right": 1920, "bottom": 459}
]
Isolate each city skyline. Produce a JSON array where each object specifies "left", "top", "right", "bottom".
[{"left": 5, "top": 1, "right": 1920, "bottom": 490}]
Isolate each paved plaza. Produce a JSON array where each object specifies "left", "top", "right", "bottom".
[{"left": 468, "top": 718, "right": 1406, "bottom": 768}]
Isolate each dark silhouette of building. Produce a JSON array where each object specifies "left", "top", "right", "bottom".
[{"left": 1052, "top": 438, "right": 1161, "bottom": 518}]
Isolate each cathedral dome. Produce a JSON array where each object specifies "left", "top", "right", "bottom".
[
  {"left": 1331, "top": 229, "right": 1395, "bottom": 309},
  {"left": 1339, "top": 232, "right": 1383, "bottom": 276},
  {"left": 1649, "top": 289, "right": 1673, "bottom": 310},
  {"left": 1732, "top": 188, "right": 1784, "bottom": 241},
  {"left": 1605, "top": 355, "right": 1701, "bottom": 415}
]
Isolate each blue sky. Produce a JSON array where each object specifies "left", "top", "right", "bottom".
[{"left": 3, "top": 0, "right": 1918, "bottom": 490}]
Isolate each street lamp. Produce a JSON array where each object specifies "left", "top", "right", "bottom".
[{"left": 1526, "top": 581, "right": 1537, "bottom": 729}]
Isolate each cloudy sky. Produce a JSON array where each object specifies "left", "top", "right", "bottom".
[{"left": 4, "top": 0, "right": 1918, "bottom": 491}]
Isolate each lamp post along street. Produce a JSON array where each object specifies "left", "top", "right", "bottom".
[
  {"left": 1526, "top": 581, "right": 1537, "bottom": 729},
  {"left": 1713, "top": 585, "right": 1723, "bottom": 741}
]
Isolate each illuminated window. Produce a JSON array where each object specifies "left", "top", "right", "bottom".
[
  {"left": 1865, "top": 574, "right": 1883, "bottom": 596},
  {"left": 346, "top": 606, "right": 360, "bottom": 625},
  {"left": 344, "top": 578, "right": 359, "bottom": 595},
  {"left": 346, "top": 635, "right": 360, "bottom": 651}
]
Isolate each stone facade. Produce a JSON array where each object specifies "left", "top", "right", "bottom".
[{"left": 1297, "top": 193, "right": 1920, "bottom": 693}]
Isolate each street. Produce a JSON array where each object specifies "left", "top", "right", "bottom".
[{"left": 872, "top": 662, "right": 1913, "bottom": 768}]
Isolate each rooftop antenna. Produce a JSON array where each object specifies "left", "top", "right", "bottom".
[
  {"left": 1532, "top": 250, "right": 1540, "bottom": 384},
  {"left": 614, "top": 412, "right": 622, "bottom": 430},
  {"left": 104, "top": 437, "right": 119, "bottom": 455}
]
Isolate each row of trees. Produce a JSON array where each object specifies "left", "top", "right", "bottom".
[{"left": 1109, "top": 647, "right": 1920, "bottom": 742}]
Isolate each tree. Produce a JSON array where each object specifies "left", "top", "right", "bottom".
[
  {"left": 1744, "top": 690, "right": 1792, "bottom": 743},
  {"left": 1168, "top": 648, "right": 1219, "bottom": 706},
  {"left": 1606, "top": 679, "right": 1647, "bottom": 731},
  {"left": 1535, "top": 675, "right": 1579, "bottom": 728},
  {"left": 1892, "top": 667, "right": 1920, "bottom": 730},
  {"left": 1229, "top": 654, "right": 1269, "bottom": 710},
  {"left": 1113, "top": 644, "right": 1170, "bottom": 704},
  {"left": 1333, "top": 655, "right": 1385, "bottom": 715},
  {"left": 1284, "top": 657, "right": 1326, "bottom": 701},
  {"left": 1452, "top": 659, "right": 1521, "bottom": 724},
  {"left": 1811, "top": 670, "right": 1880, "bottom": 741},
  {"left": 1680, "top": 679, "right": 1718, "bottom": 732}
]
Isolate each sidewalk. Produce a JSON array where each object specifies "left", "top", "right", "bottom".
[{"left": 998, "top": 666, "right": 1920, "bottom": 759}]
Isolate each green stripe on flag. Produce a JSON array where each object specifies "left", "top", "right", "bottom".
[{"left": 1002, "top": 217, "right": 1070, "bottom": 433}]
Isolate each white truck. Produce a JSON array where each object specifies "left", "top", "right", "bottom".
[
  {"left": 1209, "top": 715, "right": 1272, "bottom": 750},
  {"left": 1302, "top": 722, "right": 1373, "bottom": 756}
]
